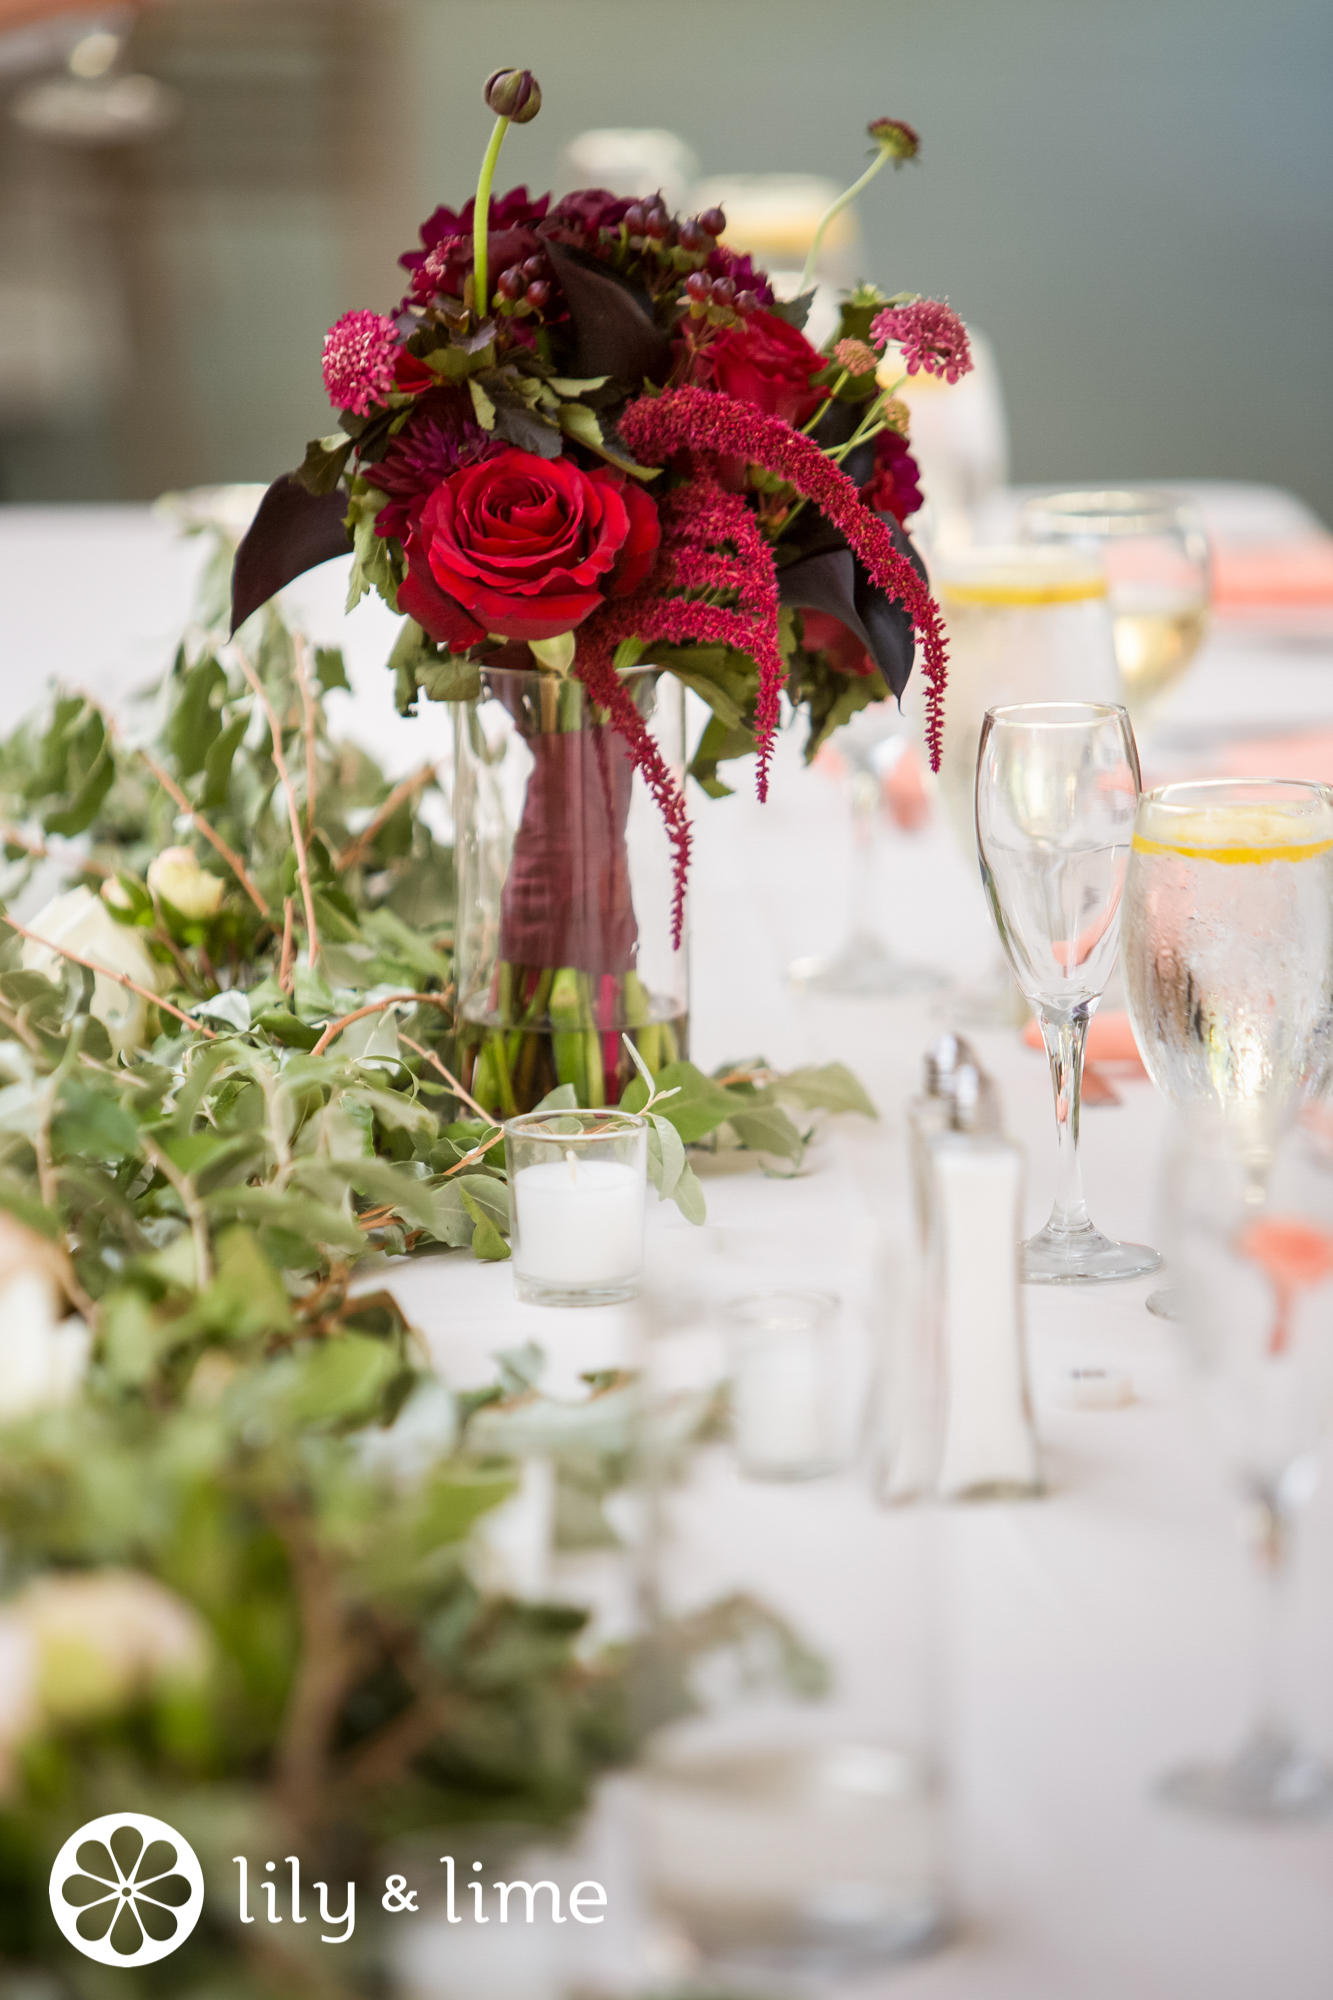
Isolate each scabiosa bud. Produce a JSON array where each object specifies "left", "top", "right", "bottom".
[
  {"left": 881, "top": 396, "right": 911, "bottom": 435},
  {"left": 321, "top": 309, "right": 401, "bottom": 415},
  {"left": 871, "top": 298, "right": 973, "bottom": 383},
  {"left": 867, "top": 116, "right": 920, "bottom": 162},
  {"left": 833, "top": 337, "right": 879, "bottom": 375},
  {"left": 483, "top": 68, "right": 541, "bottom": 123}
]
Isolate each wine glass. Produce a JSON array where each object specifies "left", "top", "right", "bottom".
[
  {"left": 975, "top": 701, "right": 1160, "bottom": 1284},
  {"left": 1122, "top": 779, "right": 1333, "bottom": 1317},
  {"left": 1019, "top": 489, "right": 1210, "bottom": 725},
  {"left": 1158, "top": 1116, "right": 1333, "bottom": 1818},
  {"left": 789, "top": 710, "right": 942, "bottom": 995},
  {"left": 928, "top": 545, "right": 1120, "bottom": 1025}
]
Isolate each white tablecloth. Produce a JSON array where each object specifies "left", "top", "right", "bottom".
[{"left": 2, "top": 491, "right": 1332, "bottom": 1999}]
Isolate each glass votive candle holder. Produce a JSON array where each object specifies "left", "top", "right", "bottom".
[
  {"left": 504, "top": 1109, "right": 648, "bottom": 1307},
  {"left": 725, "top": 1289, "right": 843, "bottom": 1479}
]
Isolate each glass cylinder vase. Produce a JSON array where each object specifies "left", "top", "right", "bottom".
[{"left": 452, "top": 663, "right": 688, "bottom": 1116}]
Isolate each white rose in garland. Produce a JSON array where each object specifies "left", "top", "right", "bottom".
[
  {"left": 146, "top": 845, "right": 226, "bottom": 920},
  {"left": 0, "top": 1214, "right": 88, "bottom": 1421},
  {"left": 20, "top": 885, "right": 163, "bottom": 1053}
]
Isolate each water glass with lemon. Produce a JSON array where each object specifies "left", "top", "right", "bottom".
[{"left": 1123, "top": 779, "right": 1333, "bottom": 1313}]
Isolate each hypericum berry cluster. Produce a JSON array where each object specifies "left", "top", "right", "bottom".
[{"left": 493, "top": 251, "right": 554, "bottom": 317}]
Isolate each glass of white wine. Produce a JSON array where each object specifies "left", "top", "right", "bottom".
[
  {"left": 1122, "top": 779, "right": 1333, "bottom": 1315},
  {"left": 975, "top": 701, "right": 1160, "bottom": 1284},
  {"left": 1019, "top": 489, "right": 1210, "bottom": 722}
]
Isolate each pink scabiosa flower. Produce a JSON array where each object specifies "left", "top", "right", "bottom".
[
  {"left": 322, "top": 309, "right": 401, "bottom": 416},
  {"left": 870, "top": 299, "right": 973, "bottom": 384}
]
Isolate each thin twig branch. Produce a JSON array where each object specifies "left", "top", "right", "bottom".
[
  {"left": 141, "top": 1133, "right": 212, "bottom": 1289},
  {"left": 279, "top": 896, "right": 295, "bottom": 994},
  {"left": 3, "top": 919, "right": 215, "bottom": 1038},
  {"left": 235, "top": 648, "right": 320, "bottom": 969},
  {"left": 398, "top": 1029, "right": 491, "bottom": 1123},
  {"left": 309, "top": 991, "right": 449, "bottom": 1060},
  {"left": 335, "top": 763, "right": 435, "bottom": 872},
  {"left": 292, "top": 633, "right": 320, "bottom": 840},
  {"left": 130, "top": 742, "right": 270, "bottom": 916}
]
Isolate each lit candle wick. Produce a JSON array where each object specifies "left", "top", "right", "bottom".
[{"left": 566, "top": 1147, "right": 578, "bottom": 1185}]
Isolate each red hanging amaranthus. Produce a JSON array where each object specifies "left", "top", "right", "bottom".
[{"left": 615, "top": 386, "right": 949, "bottom": 772}]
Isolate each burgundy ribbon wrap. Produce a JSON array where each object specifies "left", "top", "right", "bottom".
[{"left": 499, "top": 724, "right": 639, "bottom": 975}]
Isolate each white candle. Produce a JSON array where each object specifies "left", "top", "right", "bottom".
[
  {"left": 733, "top": 1331, "right": 828, "bottom": 1476},
  {"left": 512, "top": 1155, "right": 645, "bottom": 1285}
]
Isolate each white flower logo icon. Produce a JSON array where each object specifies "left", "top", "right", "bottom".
[{"left": 49, "top": 1812, "right": 205, "bottom": 1966}]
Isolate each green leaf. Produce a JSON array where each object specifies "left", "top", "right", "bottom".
[
  {"left": 314, "top": 645, "right": 350, "bottom": 692},
  {"left": 468, "top": 378, "right": 497, "bottom": 431},
  {"left": 688, "top": 713, "right": 757, "bottom": 798},
  {"left": 725, "top": 1099, "right": 807, "bottom": 1165},
  {"left": 194, "top": 1226, "right": 294, "bottom": 1339},
  {"left": 532, "top": 1083, "right": 577, "bottom": 1113},
  {"left": 459, "top": 1184, "right": 510, "bottom": 1260},
  {"left": 280, "top": 1334, "right": 399, "bottom": 1426},
  {"left": 359, "top": 907, "right": 449, "bottom": 981},
  {"left": 646, "top": 1111, "right": 686, "bottom": 1200},
  {"left": 254, "top": 1009, "right": 323, "bottom": 1050},
  {"left": 0, "top": 1174, "right": 61, "bottom": 1241},
  {"left": 769, "top": 1062, "right": 877, "bottom": 1117},
  {"left": 166, "top": 655, "right": 226, "bottom": 778},
  {"left": 326, "top": 1158, "right": 438, "bottom": 1233},
  {"left": 417, "top": 655, "right": 482, "bottom": 703},
  {"left": 51, "top": 1079, "right": 140, "bottom": 1163},
  {"left": 43, "top": 721, "right": 115, "bottom": 838},
  {"left": 671, "top": 1160, "right": 707, "bottom": 1225},
  {"left": 295, "top": 433, "right": 353, "bottom": 496},
  {"left": 621, "top": 1061, "right": 736, "bottom": 1144},
  {"left": 201, "top": 711, "right": 249, "bottom": 811},
  {"left": 200, "top": 1185, "right": 364, "bottom": 1254}
]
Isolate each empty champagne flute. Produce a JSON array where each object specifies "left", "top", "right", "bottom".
[
  {"left": 1123, "top": 780, "right": 1333, "bottom": 1317},
  {"left": 1160, "top": 1118, "right": 1333, "bottom": 1818},
  {"left": 789, "top": 712, "right": 941, "bottom": 996},
  {"left": 975, "top": 702, "right": 1159, "bottom": 1283},
  {"left": 927, "top": 544, "right": 1119, "bottom": 1025}
]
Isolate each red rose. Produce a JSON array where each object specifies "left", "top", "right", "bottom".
[
  {"left": 860, "top": 430, "right": 923, "bottom": 524},
  {"left": 401, "top": 449, "right": 660, "bottom": 647},
  {"left": 709, "top": 308, "right": 827, "bottom": 426}
]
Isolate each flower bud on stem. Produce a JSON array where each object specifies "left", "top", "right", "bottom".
[
  {"left": 473, "top": 69, "right": 540, "bottom": 319},
  {"left": 797, "top": 115, "right": 920, "bottom": 299}
]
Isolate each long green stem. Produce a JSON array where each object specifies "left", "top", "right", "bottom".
[
  {"left": 472, "top": 116, "right": 511, "bottom": 315},
  {"left": 797, "top": 148, "right": 893, "bottom": 297}
]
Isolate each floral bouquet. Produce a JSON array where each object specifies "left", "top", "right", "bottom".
[{"left": 232, "top": 66, "right": 964, "bottom": 1112}]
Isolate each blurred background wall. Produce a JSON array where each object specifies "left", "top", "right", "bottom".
[{"left": 1, "top": 0, "right": 1330, "bottom": 515}]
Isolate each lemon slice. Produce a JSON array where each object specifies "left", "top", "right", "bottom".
[
  {"left": 934, "top": 546, "right": 1107, "bottom": 608},
  {"left": 1134, "top": 804, "right": 1333, "bottom": 865}
]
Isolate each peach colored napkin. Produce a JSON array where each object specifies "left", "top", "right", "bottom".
[
  {"left": 1213, "top": 539, "right": 1333, "bottom": 609},
  {"left": 1216, "top": 730, "right": 1333, "bottom": 784}
]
